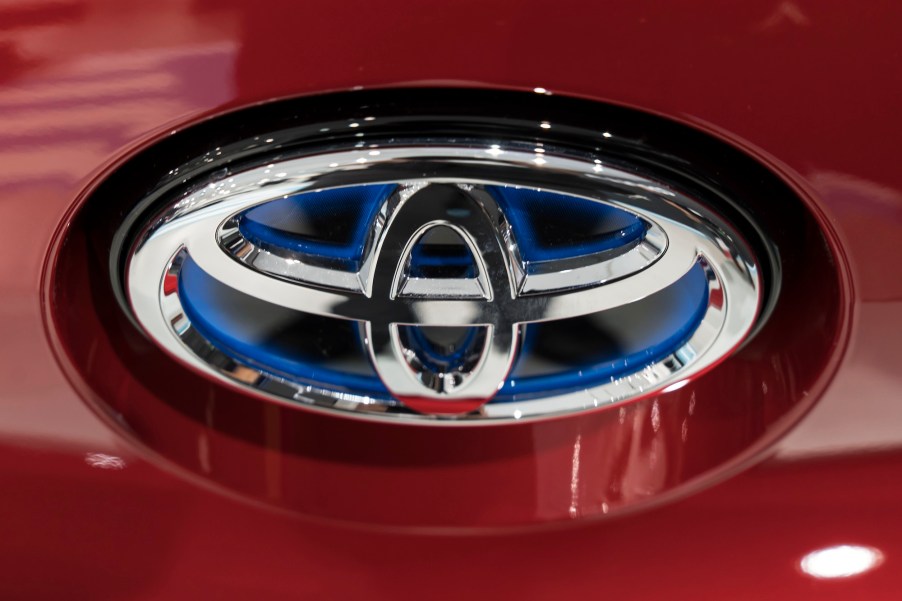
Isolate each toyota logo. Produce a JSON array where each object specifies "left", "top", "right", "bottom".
[{"left": 126, "top": 142, "right": 762, "bottom": 423}]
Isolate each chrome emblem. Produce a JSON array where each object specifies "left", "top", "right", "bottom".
[{"left": 127, "top": 142, "right": 762, "bottom": 423}]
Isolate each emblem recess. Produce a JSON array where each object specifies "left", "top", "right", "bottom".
[{"left": 48, "top": 89, "right": 845, "bottom": 526}]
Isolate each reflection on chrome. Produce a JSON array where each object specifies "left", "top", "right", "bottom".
[{"left": 800, "top": 545, "right": 884, "bottom": 579}]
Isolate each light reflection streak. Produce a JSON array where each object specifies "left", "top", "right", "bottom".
[
  {"left": 800, "top": 545, "right": 883, "bottom": 579},
  {"left": 568, "top": 434, "right": 582, "bottom": 517},
  {"left": 84, "top": 452, "right": 126, "bottom": 470}
]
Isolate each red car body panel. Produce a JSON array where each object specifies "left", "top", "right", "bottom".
[{"left": 1, "top": 0, "right": 900, "bottom": 598}]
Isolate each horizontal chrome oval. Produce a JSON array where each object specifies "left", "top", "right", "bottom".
[{"left": 213, "top": 177, "right": 668, "bottom": 297}]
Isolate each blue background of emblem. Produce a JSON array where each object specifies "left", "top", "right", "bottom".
[{"left": 180, "top": 184, "right": 708, "bottom": 403}]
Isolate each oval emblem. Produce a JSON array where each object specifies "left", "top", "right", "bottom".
[{"left": 126, "top": 139, "right": 762, "bottom": 423}]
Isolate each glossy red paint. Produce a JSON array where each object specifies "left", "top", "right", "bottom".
[
  {"left": 46, "top": 87, "right": 845, "bottom": 530},
  {"left": 1, "top": 0, "right": 900, "bottom": 598}
]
